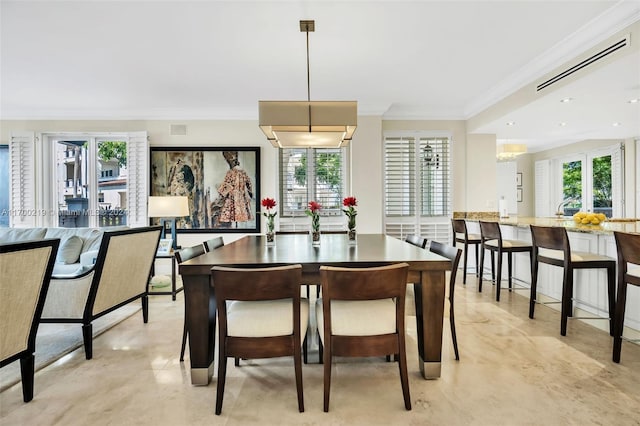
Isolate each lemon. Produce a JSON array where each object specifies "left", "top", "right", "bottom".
[
  {"left": 590, "top": 218, "right": 600, "bottom": 225},
  {"left": 581, "top": 217, "right": 590, "bottom": 224},
  {"left": 597, "top": 213, "right": 606, "bottom": 221}
]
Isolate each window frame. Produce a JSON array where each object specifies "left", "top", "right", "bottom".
[
  {"left": 278, "top": 146, "right": 350, "bottom": 229},
  {"left": 383, "top": 131, "right": 452, "bottom": 242}
]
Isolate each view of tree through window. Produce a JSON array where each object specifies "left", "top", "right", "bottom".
[
  {"left": 562, "top": 160, "right": 582, "bottom": 211},
  {"left": 592, "top": 155, "right": 612, "bottom": 208},
  {"left": 280, "top": 148, "right": 344, "bottom": 216},
  {"left": 562, "top": 154, "right": 612, "bottom": 216}
]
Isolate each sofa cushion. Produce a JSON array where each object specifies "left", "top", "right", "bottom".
[
  {"left": 44, "top": 227, "right": 104, "bottom": 254},
  {"left": 56, "top": 236, "right": 83, "bottom": 264}
]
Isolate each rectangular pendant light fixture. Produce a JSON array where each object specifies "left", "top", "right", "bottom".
[{"left": 258, "top": 20, "right": 357, "bottom": 148}]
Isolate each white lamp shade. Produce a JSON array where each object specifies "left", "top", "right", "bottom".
[{"left": 148, "top": 196, "right": 190, "bottom": 218}]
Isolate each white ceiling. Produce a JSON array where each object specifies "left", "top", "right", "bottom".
[{"left": 1, "top": 0, "right": 639, "bottom": 152}]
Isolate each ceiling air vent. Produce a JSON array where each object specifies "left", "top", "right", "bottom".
[{"left": 536, "top": 35, "right": 630, "bottom": 92}]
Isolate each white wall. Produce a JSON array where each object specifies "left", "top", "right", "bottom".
[{"left": 466, "top": 134, "right": 497, "bottom": 211}]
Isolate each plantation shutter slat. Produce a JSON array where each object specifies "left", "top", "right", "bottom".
[
  {"left": 9, "top": 132, "right": 36, "bottom": 227},
  {"left": 126, "top": 131, "right": 148, "bottom": 227},
  {"left": 384, "top": 135, "right": 451, "bottom": 242}
]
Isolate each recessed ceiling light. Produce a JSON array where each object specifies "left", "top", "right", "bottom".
[
  {"left": 560, "top": 97, "right": 573, "bottom": 103},
  {"left": 628, "top": 98, "right": 639, "bottom": 104},
  {"left": 559, "top": 122, "right": 567, "bottom": 127},
  {"left": 612, "top": 122, "right": 621, "bottom": 127},
  {"left": 506, "top": 121, "right": 515, "bottom": 126}
]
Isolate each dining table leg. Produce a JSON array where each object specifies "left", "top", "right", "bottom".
[
  {"left": 414, "top": 269, "right": 446, "bottom": 379},
  {"left": 182, "top": 273, "right": 216, "bottom": 385}
]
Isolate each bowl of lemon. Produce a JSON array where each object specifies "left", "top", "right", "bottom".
[{"left": 573, "top": 212, "right": 607, "bottom": 225}]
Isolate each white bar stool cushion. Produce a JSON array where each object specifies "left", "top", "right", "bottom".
[
  {"left": 315, "top": 298, "right": 396, "bottom": 342},
  {"left": 227, "top": 298, "right": 309, "bottom": 338},
  {"left": 628, "top": 266, "right": 640, "bottom": 279},
  {"left": 539, "top": 248, "right": 614, "bottom": 262},
  {"left": 485, "top": 239, "right": 531, "bottom": 249}
]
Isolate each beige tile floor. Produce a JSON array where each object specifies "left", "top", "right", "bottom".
[{"left": 1, "top": 274, "right": 639, "bottom": 426}]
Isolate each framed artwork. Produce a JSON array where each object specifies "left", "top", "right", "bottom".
[
  {"left": 517, "top": 188, "right": 523, "bottom": 203},
  {"left": 150, "top": 147, "right": 261, "bottom": 233},
  {"left": 516, "top": 172, "right": 522, "bottom": 187},
  {"left": 157, "top": 238, "right": 173, "bottom": 255}
]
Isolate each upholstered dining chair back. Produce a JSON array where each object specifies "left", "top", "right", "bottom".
[
  {"left": 405, "top": 234, "right": 427, "bottom": 249},
  {"left": 429, "top": 240, "right": 462, "bottom": 360},
  {"left": 317, "top": 263, "right": 411, "bottom": 412},
  {"left": 175, "top": 242, "right": 207, "bottom": 362},
  {"left": 0, "top": 239, "right": 59, "bottom": 402},
  {"left": 612, "top": 231, "right": 640, "bottom": 363},
  {"left": 211, "top": 264, "right": 307, "bottom": 415},
  {"left": 203, "top": 237, "right": 224, "bottom": 252},
  {"left": 175, "top": 244, "right": 205, "bottom": 264}
]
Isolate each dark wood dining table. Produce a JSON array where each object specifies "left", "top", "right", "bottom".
[{"left": 178, "top": 233, "right": 451, "bottom": 385}]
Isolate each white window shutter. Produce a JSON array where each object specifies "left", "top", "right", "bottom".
[
  {"left": 126, "top": 131, "right": 148, "bottom": 227},
  {"left": 610, "top": 144, "right": 623, "bottom": 217},
  {"left": 535, "top": 159, "right": 551, "bottom": 217},
  {"left": 9, "top": 132, "right": 36, "bottom": 227}
]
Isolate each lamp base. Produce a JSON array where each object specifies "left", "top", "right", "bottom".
[{"left": 160, "top": 218, "right": 178, "bottom": 250}]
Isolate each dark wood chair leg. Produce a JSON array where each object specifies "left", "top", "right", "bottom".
[
  {"left": 507, "top": 252, "right": 513, "bottom": 291},
  {"left": 179, "top": 323, "right": 188, "bottom": 361},
  {"left": 478, "top": 245, "right": 485, "bottom": 292},
  {"left": 612, "top": 282, "right": 627, "bottom": 363},
  {"left": 142, "top": 295, "right": 149, "bottom": 323},
  {"left": 215, "top": 353, "right": 228, "bottom": 415},
  {"left": 397, "top": 339, "right": 411, "bottom": 410},
  {"left": 323, "top": 341, "right": 331, "bottom": 412},
  {"left": 560, "top": 267, "right": 573, "bottom": 336},
  {"left": 529, "top": 258, "right": 539, "bottom": 319},
  {"left": 19, "top": 353, "right": 35, "bottom": 402},
  {"left": 294, "top": 340, "right": 305, "bottom": 412},
  {"left": 82, "top": 323, "right": 93, "bottom": 360},
  {"left": 606, "top": 265, "right": 616, "bottom": 336},
  {"left": 495, "top": 250, "right": 503, "bottom": 302},
  {"left": 474, "top": 243, "right": 479, "bottom": 278},
  {"left": 450, "top": 302, "right": 459, "bottom": 361},
  {"left": 462, "top": 242, "right": 469, "bottom": 284}
]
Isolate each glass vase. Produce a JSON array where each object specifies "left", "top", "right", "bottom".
[
  {"left": 311, "top": 230, "right": 320, "bottom": 246},
  {"left": 348, "top": 228, "right": 357, "bottom": 245},
  {"left": 265, "top": 231, "right": 275, "bottom": 247}
]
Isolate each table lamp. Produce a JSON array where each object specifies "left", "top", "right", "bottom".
[{"left": 148, "top": 196, "right": 189, "bottom": 250}]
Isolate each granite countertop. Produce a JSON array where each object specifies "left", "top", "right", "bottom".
[{"left": 465, "top": 216, "right": 640, "bottom": 235}]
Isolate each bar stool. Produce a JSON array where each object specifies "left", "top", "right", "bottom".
[
  {"left": 478, "top": 221, "right": 533, "bottom": 302},
  {"left": 612, "top": 231, "right": 640, "bottom": 363},
  {"left": 529, "top": 225, "right": 615, "bottom": 336},
  {"left": 451, "top": 219, "right": 481, "bottom": 284}
]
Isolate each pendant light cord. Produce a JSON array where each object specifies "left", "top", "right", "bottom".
[{"left": 305, "top": 23, "right": 312, "bottom": 132}]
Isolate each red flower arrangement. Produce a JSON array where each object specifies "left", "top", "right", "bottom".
[
  {"left": 261, "top": 197, "right": 277, "bottom": 233},
  {"left": 305, "top": 201, "right": 322, "bottom": 232},
  {"left": 342, "top": 196, "right": 357, "bottom": 231}
]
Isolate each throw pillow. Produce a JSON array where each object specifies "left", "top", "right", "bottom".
[{"left": 56, "top": 236, "right": 83, "bottom": 264}]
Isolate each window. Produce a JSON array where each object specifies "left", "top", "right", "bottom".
[
  {"left": 384, "top": 134, "right": 451, "bottom": 241},
  {"left": 279, "top": 147, "right": 346, "bottom": 229},
  {"left": 558, "top": 146, "right": 620, "bottom": 217},
  {"left": 536, "top": 143, "right": 623, "bottom": 218},
  {"left": 9, "top": 131, "right": 148, "bottom": 228}
]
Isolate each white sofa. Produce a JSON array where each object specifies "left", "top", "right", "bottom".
[{"left": 0, "top": 227, "right": 104, "bottom": 277}]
